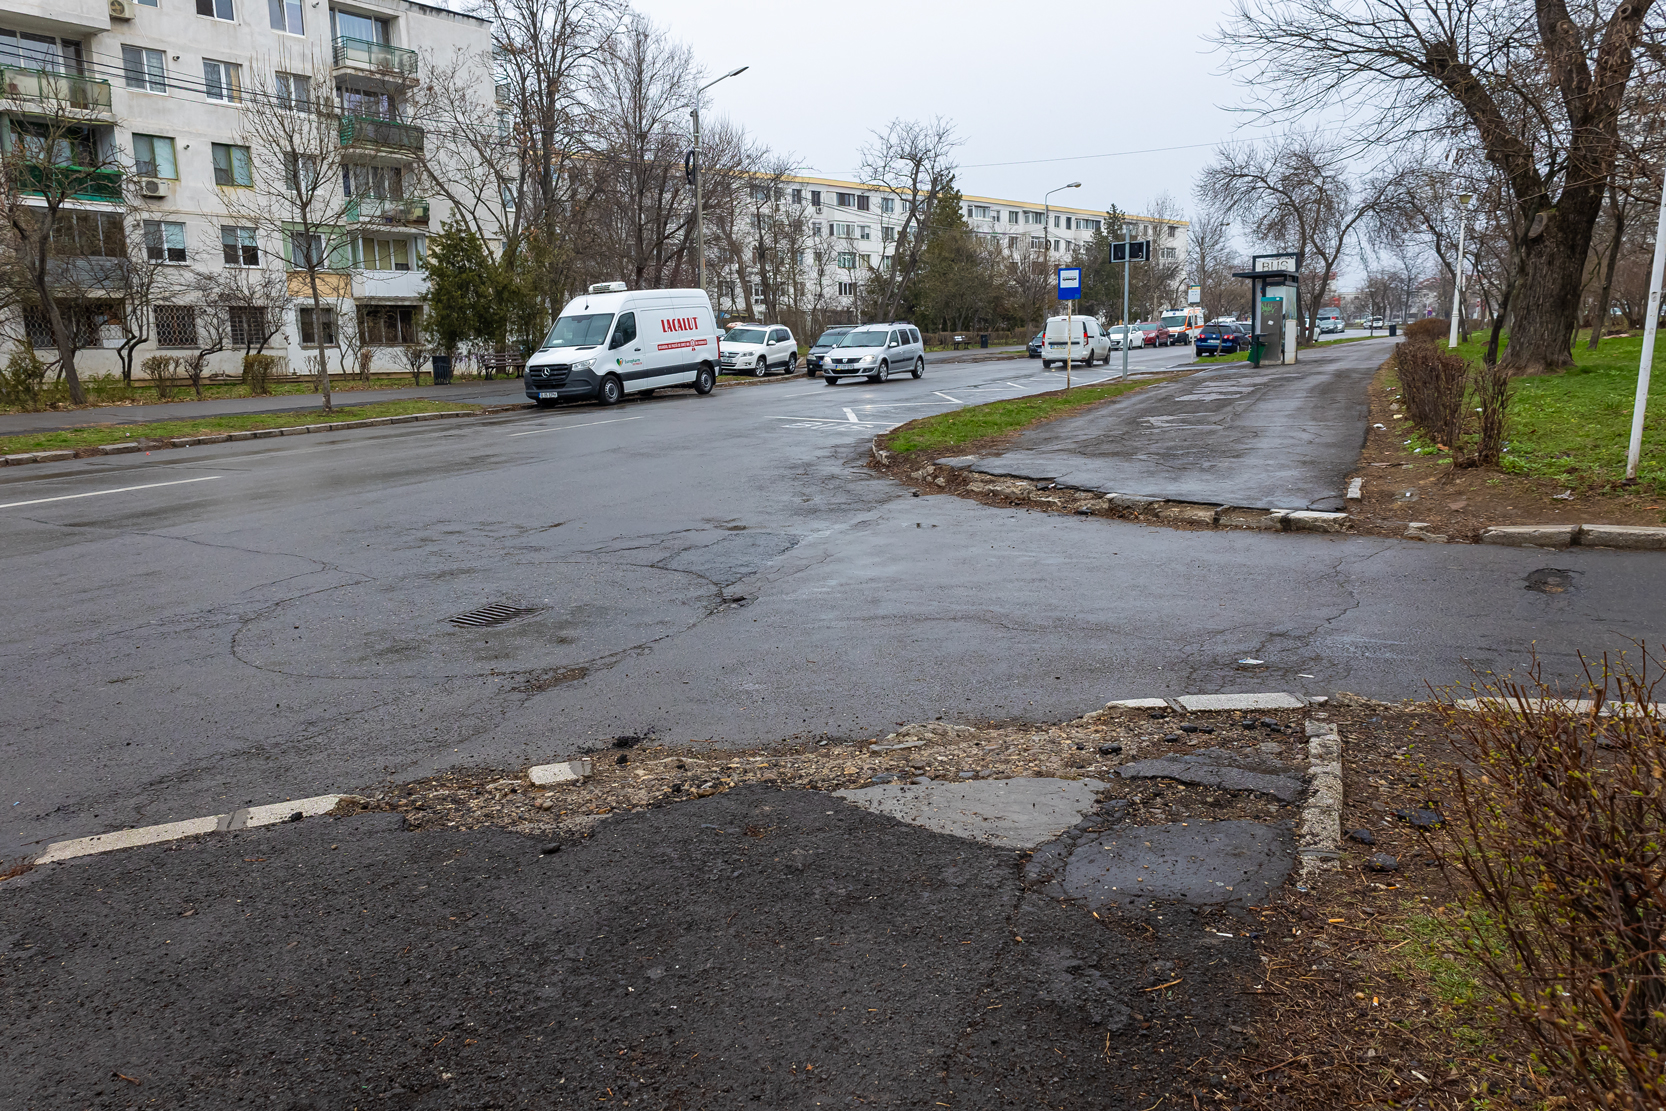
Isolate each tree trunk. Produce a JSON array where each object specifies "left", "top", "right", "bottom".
[
  {"left": 307, "top": 270, "right": 333, "bottom": 412},
  {"left": 1499, "top": 198, "right": 1603, "bottom": 374},
  {"left": 1587, "top": 194, "right": 1625, "bottom": 351}
]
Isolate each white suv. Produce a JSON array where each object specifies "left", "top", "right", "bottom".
[
  {"left": 822, "top": 322, "right": 925, "bottom": 385},
  {"left": 719, "top": 323, "right": 797, "bottom": 376}
]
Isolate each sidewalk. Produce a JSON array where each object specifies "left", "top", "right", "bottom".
[{"left": 0, "top": 377, "right": 531, "bottom": 437}]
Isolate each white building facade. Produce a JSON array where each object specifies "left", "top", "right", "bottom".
[{"left": 0, "top": 0, "right": 491, "bottom": 378}]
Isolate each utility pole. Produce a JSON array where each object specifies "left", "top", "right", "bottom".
[
  {"left": 1625, "top": 170, "right": 1666, "bottom": 481},
  {"left": 1447, "top": 193, "right": 1471, "bottom": 349},
  {"left": 691, "top": 66, "right": 748, "bottom": 299},
  {"left": 1042, "top": 181, "right": 1080, "bottom": 353}
]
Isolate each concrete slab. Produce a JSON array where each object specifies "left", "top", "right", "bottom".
[
  {"left": 529, "top": 758, "right": 593, "bottom": 786},
  {"left": 36, "top": 815, "right": 222, "bottom": 864},
  {"left": 1176, "top": 692, "right": 1304, "bottom": 712},
  {"left": 233, "top": 794, "right": 344, "bottom": 829},
  {"left": 1116, "top": 751, "right": 1305, "bottom": 802},
  {"left": 1105, "top": 697, "right": 1171, "bottom": 709},
  {"left": 1577, "top": 524, "right": 1666, "bottom": 550},
  {"left": 1479, "top": 524, "right": 1578, "bottom": 547},
  {"left": 1062, "top": 821, "right": 1294, "bottom": 907},
  {"left": 832, "top": 777, "right": 1107, "bottom": 848}
]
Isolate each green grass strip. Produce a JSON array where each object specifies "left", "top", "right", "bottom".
[
  {"left": 0, "top": 398, "right": 480, "bottom": 456},
  {"left": 884, "top": 380, "right": 1156, "bottom": 456}
]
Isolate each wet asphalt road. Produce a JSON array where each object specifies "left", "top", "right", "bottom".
[{"left": 3, "top": 342, "right": 1664, "bottom": 864}]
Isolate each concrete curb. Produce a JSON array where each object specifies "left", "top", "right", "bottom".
[
  {"left": 1451, "top": 696, "right": 1662, "bottom": 716},
  {"left": 1104, "top": 691, "right": 1327, "bottom": 712},
  {"left": 1298, "top": 720, "right": 1343, "bottom": 878},
  {"left": 528, "top": 758, "right": 593, "bottom": 786},
  {"left": 908, "top": 461, "right": 1353, "bottom": 534},
  {"left": 33, "top": 793, "right": 345, "bottom": 864},
  {"left": 1, "top": 409, "right": 488, "bottom": 468},
  {"left": 1479, "top": 523, "right": 1666, "bottom": 550}
]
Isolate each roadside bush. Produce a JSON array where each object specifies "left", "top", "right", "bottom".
[
  {"left": 1472, "top": 358, "right": 1510, "bottom": 467},
  {"left": 1393, "top": 341, "right": 1466, "bottom": 448},
  {"left": 1425, "top": 651, "right": 1666, "bottom": 1111},
  {"left": 243, "top": 353, "right": 278, "bottom": 397},
  {"left": 141, "top": 355, "right": 181, "bottom": 399},
  {"left": 0, "top": 348, "right": 49, "bottom": 410},
  {"left": 1402, "top": 317, "right": 1449, "bottom": 345}
]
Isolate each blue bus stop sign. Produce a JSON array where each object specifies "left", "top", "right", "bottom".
[{"left": 1057, "top": 266, "right": 1081, "bottom": 301}]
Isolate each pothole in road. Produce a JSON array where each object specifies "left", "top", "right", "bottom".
[{"left": 1524, "top": 567, "right": 1579, "bottom": 595}]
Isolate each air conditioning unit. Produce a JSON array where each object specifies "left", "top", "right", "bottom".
[
  {"left": 139, "top": 178, "right": 170, "bottom": 198},
  {"left": 587, "top": 281, "right": 627, "bottom": 294},
  {"left": 109, "top": 0, "right": 136, "bottom": 19}
]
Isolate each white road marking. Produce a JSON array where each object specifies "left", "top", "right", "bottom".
[
  {"left": 507, "top": 414, "right": 645, "bottom": 438},
  {"left": 934, "top": 391, "right": 962, "bottom": 403},
  {"left": 767, "top": 415, "right": 893, "bottom": 427},
  {"left": 843, "top": 407, "right": 861, "bottom": 424},
  {"left": 0, "top": 475, "right": 223, "bottom": 511}
]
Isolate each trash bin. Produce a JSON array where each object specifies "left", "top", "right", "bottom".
[
  {"left": 1387, "top": 323, "right": 1398, "bottom": 337},
  {"left": 979, "top": 333, "right": 989, "bottom": 349},
  {"left": 430, "top": 354, "right": 453, "bottom": 384},
  {"left": 1247, "top": 335, "right": 1265, "bottom": 368}
]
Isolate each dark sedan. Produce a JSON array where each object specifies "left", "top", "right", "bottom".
[
  {"left": 1027, "top": 331, "right": 1044, "bottom": 358},
  {"left": 1194, "top": 324, "right": 1251, "bottom": 356},
  {"left": 805, "top": 326, "right": 854, "bottom": 375}
]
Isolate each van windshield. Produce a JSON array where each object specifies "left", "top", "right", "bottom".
[
  {"left": 541, "top": 313, "right": 612, "bottom": 350},
  {"left": 726, "top": 327, "right": 767, "bottom": 344},
  {"left": 1160, "top": 314, "right": 1186, "bottom": 328},
  {"left": 837, "top": 329, "right": 889, "bottom": 347}
]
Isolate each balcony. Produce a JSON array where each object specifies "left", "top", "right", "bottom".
[
  {"left": 339, "top": 115, "right": 424, "bottom": 157},
  {"left": 16, "top": 163, "right": 122, "bottom": 202},
  {"left": 332, "top": 37, "right": 419, "bottom": 83},
  {"left": 345, "top": 195, "right": 429, "bottom": 226},
  {"left": 1, "top": 67, "right": 114, "bottom": 120}
]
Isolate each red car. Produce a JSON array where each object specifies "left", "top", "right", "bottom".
[{"left": 1136, "top": 322, "right": 1175, "bottom": 347}]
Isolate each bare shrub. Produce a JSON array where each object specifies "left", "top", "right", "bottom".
[
  {"left": 1471, "top": 359, "right": 1510, "bottom": 467},
  {"left": 242, "top": 353, "right": 278, "bottom": 397},
  {"left": 1424, "top": 651, "right": 1666, "bottom": 1111},
  {"left": 141, "top": 354, "right": 180, "bottom": 400},
  {"left": 1401, "top": 317, "right": 1448, "bottom": 345},
  {"left": 1393, "top": 341, "right": 1465, "bottom": 448}
]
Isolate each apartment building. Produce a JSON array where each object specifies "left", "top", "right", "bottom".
[
  {"left": 0, "top": 0, "right": 490, "bottom": 376},
  {"left": 716, "top": 170, "right": 1188, "bottom": 320}
]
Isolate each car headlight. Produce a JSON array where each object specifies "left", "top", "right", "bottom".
[
  {"left": 859, "top": 354, "right": 876, "bottom": 365},
  {"left": 572, "top": 358, "right": 595, "bottom": 372}
]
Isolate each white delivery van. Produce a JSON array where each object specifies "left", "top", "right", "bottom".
[
  {"left": 524, "top": 282, "right": 720, "bottom": 407},
  {"left": 1041, "top": 315, "right": 1111, "bottom": 368}
]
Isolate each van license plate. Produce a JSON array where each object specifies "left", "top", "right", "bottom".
[{"left": 537, "top": 390, "right": 562, "bottom": 399}]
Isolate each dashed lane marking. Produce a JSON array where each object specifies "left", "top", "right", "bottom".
[
  {"left": 507, "top": 414, "right": 646, "bottom": 438},
  {"left": 0, "top": 475, "right": 224, "bottom": 511}
]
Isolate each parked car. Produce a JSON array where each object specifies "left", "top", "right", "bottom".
[
  {"left": 1315, "top": 312, "right": 1345, "bottom": 334},
  {"left": 1194, "top": 322, "right": 1251, "bottom": 356},
  {"left": 1027, "top": 330, "right": 1045, "bottom": 359},
  {"left": 805, "top": 325, "right": 852, "bottom": 375},
  {"left": 822, "top": 322, "right": 925, "bottom": 384},
  {"left": 1136, "top": 321, "right": 1175, "bottom": 347},
  {"left": 1041, "top": 315, "right": 1112, "bottom": 367},
  {"left": 524, "top": 282, "right": 719, "bottom": 406},
  {"left": 718, "top": 323, "right": 797, "bottom": 376},
  {"left": 1105, "top": 324, "right": 1144, "bottom": 351}
]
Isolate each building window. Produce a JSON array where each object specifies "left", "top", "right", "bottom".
[
  {"left": 0, "top": 30, "right": 84, "bottom": 74},
  {"left": 882, "top": 226, "right": 894, "bottom": 242},
  {"left": 357, "top": 236, "right": 411, "bottom": 271},
  {"left": 856, "top": 195, "right": 870, "bottom": 212},
  {"left": 155, "top": 304, "right": 199, "bottom": 347},
  {"left": 275, "top": 72, "right": 310, "bottom": 110},
  {"left": 809, "top": 189, "right": 821, "bottom": 207},
  {"left": 1168, "top": 225, "right": 1177, "bottom": 238},
  {"left": 790, "top": 188, "right": 802, "bottom": 205},
  {"left": 1008, "top": 235, "right": 1017, "bottom": 248},
  {"left": 222, "top": 225, "right": 260, "bottom": 266},
  {"left": 228, "top": 305, "right": 267, "bottom": 347},
  {"left": 297, "top": 306, "right": 336, "bottom": 346},
  {"left": 359, "top": 305, "right": 420, "bottom": 345},
  {"left": 1161, "top": 247, "right": 1178, "bottom": 260},
  {"left": 50, "top": 210, "right": 126, "bottom": 257},
  {"left": 285, "top": 153, "right": 321, "bottom": 194},
  {"left": 143, "top": 220, "right": 186, "bottom": 263},
  {"left": 1053, "top": 238, "right": 1061, "bottom": 251},
  {"left": 288, "top": 230, "right": 325, "bottom": 268},
  {"left": 268, "top": 0, "right": 304, "bottom": 33},
  {"left": 331, "top": 8, "right": 390, "bottom": 43},
  {"left": 859, "top": 225, "right": 870, "bottom": 241},
  {"left": 811, "top": 221, "right": 822, "bottom": 237},
  {"left": 203, "top": 59, "right": 242, "bottom": 102},
  {"left": 1007, "top": 210, "right": 1019, "bottom": 224},
  {"left": 132, "top": 133, "right": 177, "bottom": 178},
  {"left": 23, "top": 301, "right": 120, "bottom": 348},
  {"left": 837, "top": 281, "right": 855, "bottom": 296},
  {"left": 121, "top": 45, "right": 166, "bottom": 93},
  {"left": 211, "top": 143, "right": 253, "bottom": 186},
  {"left": 837, "top": 252, "right": 856, "bottom": 269},
  {"left": 834, "top": 192, "right": 855, "bottom": 207},
  {"left": 880, "top": 197, "right": 894, "bottom": 214},
  {"left": 197, "top": 0, "right": 235, "bottom": 18}
]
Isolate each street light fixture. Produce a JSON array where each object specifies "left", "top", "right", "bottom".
[
  {"left": 1042, "top": 181, "right": 1082, "bottom": 273},
  {"left": 691, "top": 66, "right": 748, "bottom": 299},
  {"left": 1448, "top": 192, "right": 1472, "bottom": 349}
]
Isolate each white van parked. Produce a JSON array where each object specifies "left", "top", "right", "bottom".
[
  {"left": 1041, "top": 315, "right": 1112, "bottom": 368},
  {"left": 524, "top": 282, "right": 720, "bottom": 407}
]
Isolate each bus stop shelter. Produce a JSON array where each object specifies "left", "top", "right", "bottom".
[{"left": 1232, "top": 252, "right": 1301, "bottom": 366}]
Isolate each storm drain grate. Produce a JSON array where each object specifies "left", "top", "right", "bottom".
[{"left": 448, "top": 603, "right": 540, "bottom": 628}]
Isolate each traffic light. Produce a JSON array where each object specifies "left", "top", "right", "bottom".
[{"left": 1111, "top": 240, "right": 1150, "bottom": 263}]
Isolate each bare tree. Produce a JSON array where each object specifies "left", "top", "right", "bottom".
[
  {"left": 855, "top": 118, "right": 962, "bottom": 322},
  {"left": 1216, "top": 0, "right": 1659, "bottom": 373},
  {"left": 178, "top": 303, "right": 230, "bottom": 400},
  {"left": 1186, "top": 203, "right": 1240, "bottom": 322}
]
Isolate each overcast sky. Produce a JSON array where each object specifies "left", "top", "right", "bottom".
[{"left": 630, "top": 0, "right": 1261, "bottom": 221}]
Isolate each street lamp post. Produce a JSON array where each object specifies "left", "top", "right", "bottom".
[
  {"left": 691, "top": 66, "right": 748, "bottom": 301},
  {"left": 1447, "top": 193, "right": 1472, "bottom": 349},
  {"left": 1042, "top": 181, "right": 1080, "bottom": 364}
]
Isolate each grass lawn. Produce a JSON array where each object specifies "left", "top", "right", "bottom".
[
  {"left": 0, "top": 398, "right": 478, "bottom": 457},
  {"left": 2, "top": 373, "right": 442, "bottom": 414},
  {"left": 882, "top": 380, "right": 1157, "bottom": 456},
  {"left": 1438, "top": 333, "right": 1666, "bottom": 492}
]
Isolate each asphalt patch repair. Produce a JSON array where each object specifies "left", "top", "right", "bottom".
[{"left": 3, "top": 700, "right": 1473, "bottom": 1109}]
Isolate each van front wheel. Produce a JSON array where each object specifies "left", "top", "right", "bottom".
[
  {"left": 693, "top": 365, "right": 715, "bottom": 395},
  {"left": 596, "top": 374, "right": 623, "bottom": 406}
]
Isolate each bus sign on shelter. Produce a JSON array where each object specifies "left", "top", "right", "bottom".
[{"left": 1057, "top": 266, "right": 1081, "bottom": 301}]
